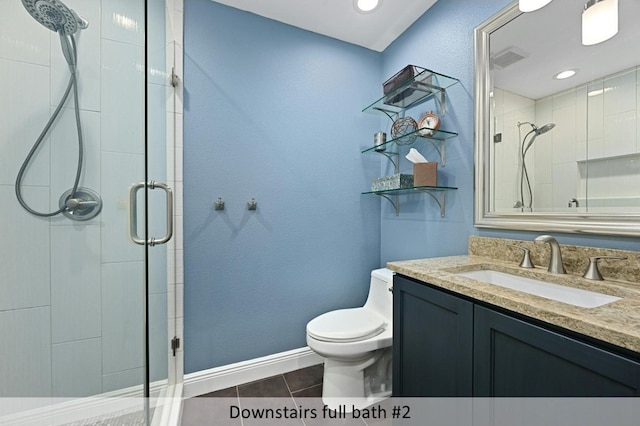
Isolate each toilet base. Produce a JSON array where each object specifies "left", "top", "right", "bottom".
[{"left": 321, "top": 347, "right": 392, "bottom": 411}]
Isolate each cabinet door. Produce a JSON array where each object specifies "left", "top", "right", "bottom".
[
  {"left": 474, "top": 305, "right": 640, "bottom": 396},
  {"left": 393, "top": 275, "right": 473, "bottom": 396}
]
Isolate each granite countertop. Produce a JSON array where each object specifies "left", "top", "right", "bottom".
[{"left": 387, "top": 255, "right": 640, "bottom": 354}]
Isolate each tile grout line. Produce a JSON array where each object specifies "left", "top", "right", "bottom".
[{"left": 290, "top": 383, "right": 322, "bottom": 395}]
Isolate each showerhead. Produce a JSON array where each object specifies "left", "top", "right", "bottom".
[
  {"left": 535, "top": 123, "right": 555, "bottom": 135},
  {"left": 518, "top": 121, "right": 556, "bottom": 136},
  {"left": 523, "top": 122, "right": 555, "bottom": 154},
  {"left": 22, "top": 0, "right": 88, "bottom": 36}
]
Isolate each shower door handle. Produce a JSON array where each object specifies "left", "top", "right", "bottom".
[{"left": 128, "top": 181, "right": 174, "bottom": 246}]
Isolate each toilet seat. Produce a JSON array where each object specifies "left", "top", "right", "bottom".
[{"left": 307, "top": 308, "right": 386, "bottom": 343}]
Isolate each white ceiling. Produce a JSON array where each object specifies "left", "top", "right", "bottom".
[
  {"left": 210, "top": 0, "right": 438, "bottom": 52},
  {"left": 491, "top": 0, "right": 640, "bottom": 100}
]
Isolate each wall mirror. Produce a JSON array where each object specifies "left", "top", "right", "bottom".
[{"left": 474, "top": 0, "right": 640, "bottom": 236}]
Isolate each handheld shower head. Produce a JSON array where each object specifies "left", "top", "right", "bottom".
[
  {"left": 518, "top": 122, "right": 556, "bottom": 136},
  {"left": 22, "top": 0, "right": 88, "bottom": 36},
  {"left": 523, "top": 122, "right": 555, "bottom": 153},
  {"left": 16, "top": 0, "right": 100, "bottom": 220},
  {"left": 535, "top": 123, "right": 556, "bottom": 135}
]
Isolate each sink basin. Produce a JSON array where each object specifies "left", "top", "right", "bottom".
[{"left": 456, "top": 269, "right": 621, "bottom": 308}]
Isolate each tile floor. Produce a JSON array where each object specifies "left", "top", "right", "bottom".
[{"left": 180, "top": 364, "right": 391, "bottom": 425}]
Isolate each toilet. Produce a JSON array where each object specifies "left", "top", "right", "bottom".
[{"left": 306, "top": 268, "right": 394, "bottom": 410}]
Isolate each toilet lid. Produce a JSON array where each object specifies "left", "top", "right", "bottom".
[{"left": 307, "top": 308, "right": 386, "bottom": 343}]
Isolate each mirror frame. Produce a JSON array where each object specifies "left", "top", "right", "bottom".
[{"left": 473, "top": 2, "right": 640, "bottom": 237}]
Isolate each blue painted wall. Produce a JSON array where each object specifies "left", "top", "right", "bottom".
[
  {"left": 184, "top": 0, "right": 639, "bottom": 374},
  {"left": 379, "top": 0, "right": 513, "bottom": 264},
  {"left": 183, "top": 0, "right": 383, "bottom": 373}
]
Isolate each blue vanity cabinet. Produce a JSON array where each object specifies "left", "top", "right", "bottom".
[
  {"left": 392, "top": 274, "right": 473, "bottom": 396},
  {"left": 473, "top": 305, "right": 640, "bottom": 396},
  {"left": 393, "top": 274, "right": 640, "bottom": 397}
]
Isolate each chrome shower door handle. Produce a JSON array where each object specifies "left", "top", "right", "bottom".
[
  {"left": 128, "top": 181, "right": 174, "bottom": 246},
  {"left": 129, "top": 182, "right": 146, "bottom": 245},
  {"left": 149, "top": 181, "right": 174, "bottom": 246}
]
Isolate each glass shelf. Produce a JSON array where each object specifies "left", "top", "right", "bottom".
[
  {"left": 362, "top": 185, "right": 458, "bottom": 218},
  {"left": 361, "top": 127, "right": 458, "bottom": 154},
  {"left": 362, "top": 67, "right": 460, "bottom": 118},
  {"left": 362, "top": 185, "right": 458, "bottom": 195}
]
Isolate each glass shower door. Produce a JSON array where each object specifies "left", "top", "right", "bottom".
[{"left": 0, "top": 0, "right": 175, "bottom": 423}]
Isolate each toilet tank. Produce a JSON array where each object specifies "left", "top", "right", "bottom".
[{"left": 364, "top": 268, "right": 394, "bottom": 320}]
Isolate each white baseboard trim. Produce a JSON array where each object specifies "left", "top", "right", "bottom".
[{"left": 183, "top": 347, "right": 324, "bottom": 398}]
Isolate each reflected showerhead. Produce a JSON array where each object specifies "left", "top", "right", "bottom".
[
  {"left": 522, "top": 122, "right": 555, "bottom": 155},
  {"left": 535, "top": 123, "right": 555, "bottom": 135},
  {"left": 22, "top": 0, "right": 88, "bottom": 36}
]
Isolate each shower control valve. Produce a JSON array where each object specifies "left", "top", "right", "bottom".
[
  {"left": 59, "top": 187, "right": 102, "bottom": 221},
  {"left": 66, "top": 198, "right": 98, "bottom": 210}
]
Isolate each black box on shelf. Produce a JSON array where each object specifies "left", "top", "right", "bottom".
[{"left": 383, "top": 65, "right": 419, "bottom": 95}]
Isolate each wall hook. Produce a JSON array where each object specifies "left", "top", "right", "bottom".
[
  {"left": 247, "top": 198, "right": 257, "bottom": 211},
  {"left": 214, "top": 197, "right": 225, "bottom": 210}
]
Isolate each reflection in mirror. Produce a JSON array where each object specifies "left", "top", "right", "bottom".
[{"left": 474, "top": 1, "right": 640, "bottom": 236}]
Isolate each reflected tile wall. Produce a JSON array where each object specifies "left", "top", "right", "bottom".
[
  {"left": 496, "top": 66, "right": 640, "bottom": 212},
  {"left": 491, "top": 87, "right": 535, "bottom": 210}
]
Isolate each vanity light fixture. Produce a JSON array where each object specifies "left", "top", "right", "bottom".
[
  {"left": 519, "top": 0, "right": 553, "bottom": 12},
  {"left": 582, "top": 0, "right": 618, "bottom": 45},
  {"left": 354, "top": 0, "right": 381, "bottom": 14},
  {"left": 554, "top": 69, "right": 578, "bottom": 80}
]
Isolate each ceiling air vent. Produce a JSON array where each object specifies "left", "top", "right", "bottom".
[{"left": 491, "top": 46, "right": 529, "bottom": 69}]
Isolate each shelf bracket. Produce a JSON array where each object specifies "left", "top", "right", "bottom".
[
  {"left": 414, "top": 81, "right": 447, "bottom": 117},
  {"left": 419, "top": 189, "right": 447, "bottom": 218},
  {"left": 439, "top": 88, "right": 447, "bottom": 117},
  {"left": 378, "top": 151, "right": 400, "bottom": 173},
  {"left": 376, "top": 108, "right": 397, "bottom": 122},
  {"left": 423, "top": 138, "right": 446, "bottom": 166},
  {"left": 378, "top": 193, "right": 400, "bottom": 216}
]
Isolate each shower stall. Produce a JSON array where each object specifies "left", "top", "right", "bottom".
[{"left": 1, "top": 0, "right": 182, "bottom": 424}]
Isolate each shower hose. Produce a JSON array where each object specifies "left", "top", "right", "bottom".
[
  {"left": 519, "top": 127, "right": 534, "bottom": 210},
  {"left": 15, "top": 33, "right": 84, "bottom": 217}
]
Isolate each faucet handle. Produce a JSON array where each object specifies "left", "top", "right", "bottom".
[
  {"left": 508, "top": 244, "right": 535, "bottom": 268},
  {"left": 582, "top": 256, "right": 627, "bottom": 281}
]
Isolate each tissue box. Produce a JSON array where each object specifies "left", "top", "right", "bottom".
[
  {"left": 371, "top": 174, "right": 414, "bottom": 191},
  {"left": 413, "top": 163, "right": 438, "bottom": 186}
]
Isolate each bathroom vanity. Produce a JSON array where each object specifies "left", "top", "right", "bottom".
[{"left": 389, "top": 237, "right": 640, "bottom": 397}]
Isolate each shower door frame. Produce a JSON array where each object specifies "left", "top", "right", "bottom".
[{"left": 143, "top": 0, "right": 184, "bottom": 423}]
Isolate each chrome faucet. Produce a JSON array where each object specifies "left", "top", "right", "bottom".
[{"left": 534, "top": 235, "right": 566, "bottom": 274}]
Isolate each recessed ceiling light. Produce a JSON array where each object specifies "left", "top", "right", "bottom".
[
  {"left": 554, "top": 69, "right": 578, "bottom": 80},
  {"left": 354, "top": 0, "right": 382, "bottom": 14}
]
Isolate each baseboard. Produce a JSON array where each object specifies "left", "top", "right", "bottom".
[{"left": 183, "top": 347, "right": 324, "bottom": 398}]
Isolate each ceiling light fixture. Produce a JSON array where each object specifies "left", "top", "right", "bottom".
[
  {"left": 582, "top": 0, "right": 618, "bottom": 45},
  {"left": 519, "top": 0, "right": 553, "bottom": 12},
  {"left": 354, "top": 0, "right": 381, "bottom": 14},
  {"left": 554, "top": 69, "right": 578, "bottom": 80}
]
